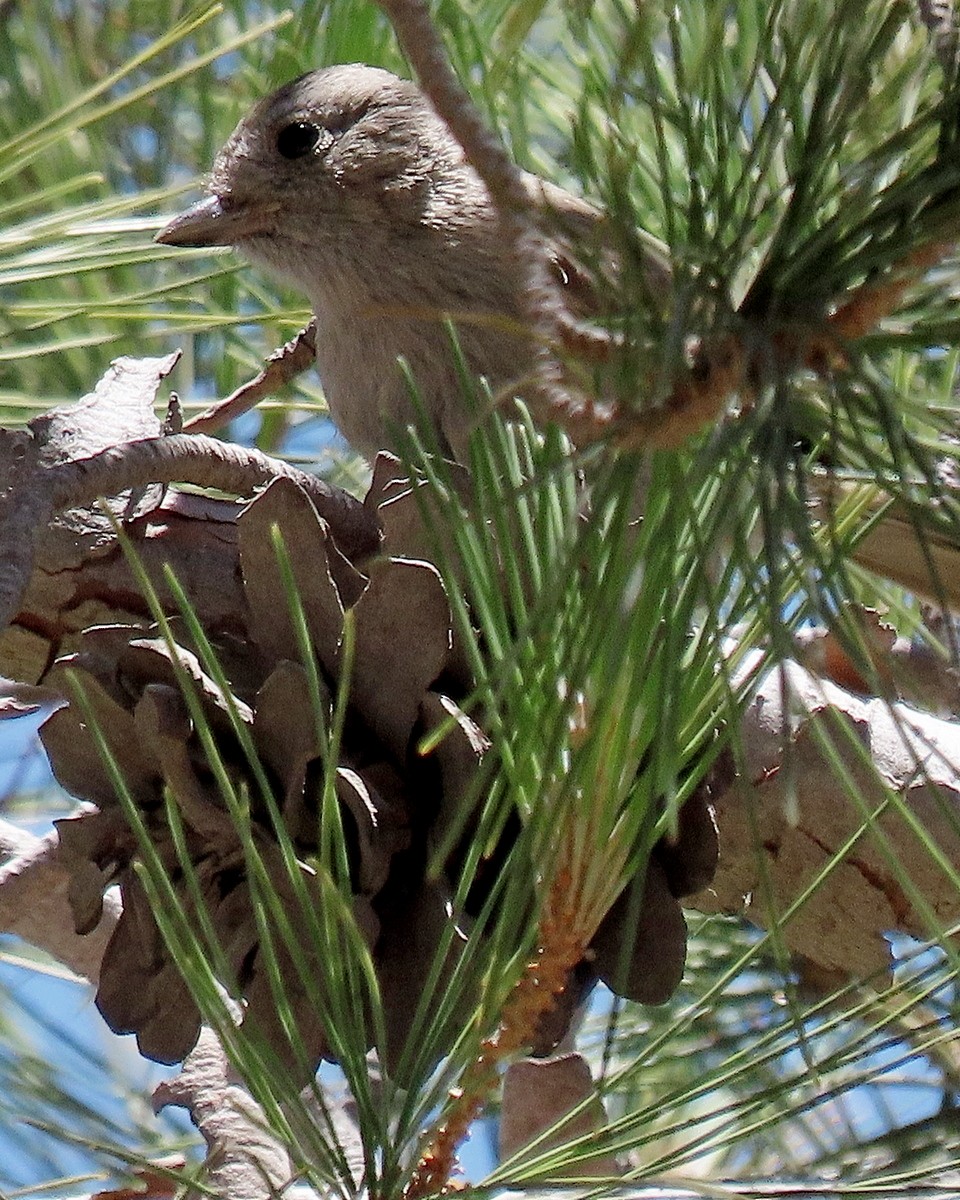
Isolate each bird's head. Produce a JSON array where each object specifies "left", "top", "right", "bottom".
[{"left": 156, "top": 64, "right": 479, "bottom": 293}]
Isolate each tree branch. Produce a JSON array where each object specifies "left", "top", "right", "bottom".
[
  {"left": 183, "top": 319, "right": 318, "bottom": 435},
  {"left": 49, "top": 432, "right": 380, "bottom": 561},
  {"left": 374, "top": 0, "right": 575, "bottom": 424},
  {"left": 694, "top": 655, "right": 960, "bottom": 977}
]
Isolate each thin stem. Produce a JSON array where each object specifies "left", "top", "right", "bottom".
[
  {"left": 403, "top": 861, "right": 588, "bottom": 1200},
  {"left": 374, "top": 0, "right": 582, "bottom": 430},
  {"left": 184, "top": 319, "right": 318, "bottom": 435}
]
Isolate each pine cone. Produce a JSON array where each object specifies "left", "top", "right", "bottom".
[
  {"left": 45, "top": 459, "right": 719, "bottom": 1074},
  {"left": 46, "top": 475, "right": 484, "bottom": 1073}
]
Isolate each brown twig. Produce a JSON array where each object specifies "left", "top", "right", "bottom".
[
  {"left": 377, "top": 0, "right": 953, "bottom": 460},
  {"left": 827, "top": 241, "right": 949, "bottom": 342},
  {"left": 184, "top": 320, "right": 318, "bottom": 434},
  {"left": 373, "top": 1, "right": 544, "bottom": 256},
  {"left": 49, "top": 432, "right": 381, "bottom": 561},
  {"left": 614, "top": 334, "right": 749, "bottom": 453},
  {"left": 403, "top": 863, "right": 588, "bottom": 1199},
  {"left": 1, "top": 431, "right": 381, "bottom": 637},
  {"left": 614, "top": 237, "right": 953, "bottom": 452}
]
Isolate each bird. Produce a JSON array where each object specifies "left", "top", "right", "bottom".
[{"left": 156, "top": 63, "right": 668, "bottom": 462}]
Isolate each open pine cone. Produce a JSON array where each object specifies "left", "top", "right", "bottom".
[{"left": 44, "top": 459, "right": 717, "bottom": 1075}]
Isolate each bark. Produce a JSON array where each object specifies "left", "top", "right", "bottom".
[
  {"left": 0, "top": 353, "right": 379, "bottom": 687},
  {"left": 692, "top": 655, "right": 960, "bottom": 979}
]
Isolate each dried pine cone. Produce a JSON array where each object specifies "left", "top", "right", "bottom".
[
  {"left": 45, "top": 460, "right": 718, "bottom": 1075},
  {"left": 46, "top": 475, "right": 484, "bottom": 1072}
]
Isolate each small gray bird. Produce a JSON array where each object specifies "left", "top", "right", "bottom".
[{"left": 158, "top": 63, "right": 666, "bottom": 460}]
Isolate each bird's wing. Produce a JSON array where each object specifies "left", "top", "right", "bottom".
[{"left": 521, "top": 172, "right": 671, "bottom": 318}]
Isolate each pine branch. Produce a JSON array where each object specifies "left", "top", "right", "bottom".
[{"left": 49, "top": 432, "right": 379, "bottom": 560}]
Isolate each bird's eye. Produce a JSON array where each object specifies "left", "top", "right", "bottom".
[{"left": 276, "top": 121, "right": 321, "bottom": 159}]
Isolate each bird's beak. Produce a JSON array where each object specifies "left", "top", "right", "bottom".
[{"left": 155, "top": 194, "right": 277, "bottom": 247}]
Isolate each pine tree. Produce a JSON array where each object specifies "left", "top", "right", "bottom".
[{"left": 3, "top": 2, "right": 960, "bottom": 1196}]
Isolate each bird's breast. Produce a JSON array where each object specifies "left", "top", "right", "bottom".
[{"left": 309, "top": 290, "right": 532, "bottom": 461}]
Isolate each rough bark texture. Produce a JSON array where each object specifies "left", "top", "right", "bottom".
[
  {"left": 0, "top": 354, "right": 379, "bottom": 689},
  {"left": 692, "top": 656, "right": 960, "bottom": 979}
]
